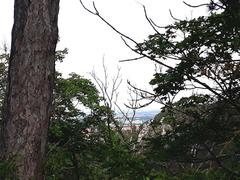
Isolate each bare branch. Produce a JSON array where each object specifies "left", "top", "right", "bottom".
[
  {"left": 79, "top": 0, "right": 96, "bottom": 15},
  {"left": 120, "top": 37, "right": 173, "bottom": 69},
  {"left": 143, "top": 5, "right": 162, "bottom": 35},
  {"left": 169, "top": 9, "right": 182, "bottom": 21},
  {"left": 125, "top": 99, "right": 155, "bottom": 109},
  {"left": 183, "top": 0, "right": 225, "bottom": 10},
  {"left": 119, "top": 56, "right": 144, "bottom": 62},
  {"left": 79, "top": 0, "right": 139, "bottom": 46},
  {"left": 149, "top": 18, "right": 168, "bottom": 29},
  {"left": 183, "top": 1, "right": 210, "bottom": 8}
]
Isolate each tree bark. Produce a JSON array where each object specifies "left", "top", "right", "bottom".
[{"left": 3, "top": 0, "right": 60, "bottom": 179}]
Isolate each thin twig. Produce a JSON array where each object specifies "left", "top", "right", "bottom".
[
  {"left": 183, "top": 1, "right": 210, "bottom": 8},
  {"left": 79, "top": 0, "right": 139, "bottom": 46},
  {"left": 119, "top": 56, "right": 144, "bottom": 62},
  {"left": 143, "top": 5, "right": 162, "bottom": 35},
  {"left": 169, "top": 9, "right": 182, "bottom": 21}
]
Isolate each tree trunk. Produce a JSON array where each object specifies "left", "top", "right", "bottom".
[{"left": 3, "top": 0, "right": 60, "bottom": 179}]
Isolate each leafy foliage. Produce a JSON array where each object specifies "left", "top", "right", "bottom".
[
  {"left": 138, "top": 2, "right": 240, "bottom": 101},
  {"left": 137, "top": 0, "right": 240, "bottom": 177},
  {"left": 0, "top": 48, "right": 147, "bottom": 179},
  {"left": 0, "top": 159, "right": 18, "bottom": 180},
  {"left": 45, "top": 52, "right": 147, "bottom": 179}
]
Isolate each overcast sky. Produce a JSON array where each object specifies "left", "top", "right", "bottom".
[{"left": 0, "top": 0, "right": 208, "bottom": 111}]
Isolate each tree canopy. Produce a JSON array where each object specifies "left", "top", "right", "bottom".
[{"left": 136, "top": 0, "right": 240, "bottom": 177}]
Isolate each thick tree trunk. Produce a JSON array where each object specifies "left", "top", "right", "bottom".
[{"left": 3, "top": 0, "right": 59, "bottom": 179}]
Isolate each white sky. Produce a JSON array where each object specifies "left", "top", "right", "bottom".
[{"left": 0, "top": 0, "right": 208, "bottom": 111}]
